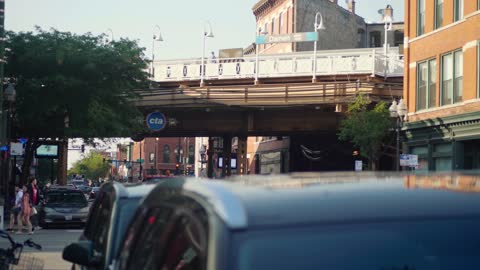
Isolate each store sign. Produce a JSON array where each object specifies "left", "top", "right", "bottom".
[{"left": 256, "top": 32, "right": 318, "bottom": 45}]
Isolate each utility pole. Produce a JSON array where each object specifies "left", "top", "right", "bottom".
[{"left": 0, "top": 0, "right": 7, "bottom": 202}]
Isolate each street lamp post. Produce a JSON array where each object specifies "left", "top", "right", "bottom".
[
  {"left": 155, "top": 137, "right": 159, "bottom": 173},
  {"left": 200, "top": 22, "right": 214, "bottom": 87},
  {"left": 3, "top": 83, "right": 15, "bottom": 211},
  {"left": 255, "top": 28, "right": 268, "bottom": 85},
  {"left": 151, "top": 25, "right": 164, "bottom": 79},
  {"left": 105, "top": 28, "right": 114, "bottom": 43},
  {"left": 312, "top": 12, "right": 325, "bottom": 83},
  {"left": 389, "top": 99, "right": 407, "bottom": 171},
  {"left": 383, "top": 15, "right": 393, "bottom": 77}
]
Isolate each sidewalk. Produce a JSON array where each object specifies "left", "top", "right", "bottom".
[{"left": 18, "top": 252, "right": 71, "bottom": 270}]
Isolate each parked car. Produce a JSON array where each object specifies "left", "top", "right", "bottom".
[
  {"left": 38, "top": 186, "right": 90, "bottom": 228},
  {"left": 63, "top": 181, "right": 156, "bottom": 270},
  {"left": 89, "top": 187, "right": 101, "bottom": 200},
  {"left": 112, "top": 174, "right": 480, "bottom": 270}
]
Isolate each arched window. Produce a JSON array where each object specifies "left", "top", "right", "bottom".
[
  {"left": 394, "top": 30, "right": 404, "bottom": 47},
  {"left": 369, "top": 31, "right": 381, "bottom": 48},
  {"left": 357, "top": 29, "right": 366, "bottom": 47},
  {"left": 188, "top": 145, "right": 195, "bottom": 164},
  {"left": 163, "top": 145, "right": 170, "bottom": 163}
]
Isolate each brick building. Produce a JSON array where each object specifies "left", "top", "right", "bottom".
[
  {"left": 132, "top": 137, "right": 195, "bottom": 178},
  {"left": 247, "top": 0, "right": 405, "bottom": 174},
  {"left": 252, "top": 0, "right": 404, "bottom": 54},
  {"left": 403, "top": 0, "right": 480, "bottom": 171}
]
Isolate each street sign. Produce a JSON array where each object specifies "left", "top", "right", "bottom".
[
  {"left": 400, "top": 154, "right": 409, "bottom": 167},
  {"left": 355, "top": 160, "right": 363, "bottom": 171},
  {"left": 146, "top": 112, "right": 167, "bottom": 131},
  {"left": 136, "top": 159, "right": 144, "bottom": 163},
  {"left": 400, "top": 154, "right": 419, "bottom": 167},
  {"left": 10, "top": 142, "right": 24, "bottom": 156},
  {"left": 256, "top": 32, "right": 318, "bottom": 45}
]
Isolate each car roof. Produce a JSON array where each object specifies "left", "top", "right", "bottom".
[
  {"left": 99, "top": 181, "right": 157, "bottom": 200},
  {"left": 49, "top": 186, "right": 81, "bottom": 191},
  {"left": 144, "top": 173, "right": 480, "bottom": 229}
]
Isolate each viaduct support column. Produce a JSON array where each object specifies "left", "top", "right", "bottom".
[
  {"left": 237, "top": 135, "right": 248, "bottom": 175},
  {"left": 207, "top": 137, "right": 214, "bottom": 178},
  {"left": 222, "top": 135, "right": 232, "bottom": 177}
]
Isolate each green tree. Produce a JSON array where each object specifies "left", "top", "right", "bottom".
[
  {"left": 5, "top": 28, "right": 149, "bottom": 183},
  {"left": 338, "top": 94, "right": 392, "bottom": 170},
  {"left": 68, "top": 152, "right": 110, "bottom": 181}
]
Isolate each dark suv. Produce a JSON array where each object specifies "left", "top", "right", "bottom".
[
  {"left": 63, "top": 181, "right": 156, "bottom": 270},
  {"left": 114, "top": 174, "right": 480, "bottom": 270}
]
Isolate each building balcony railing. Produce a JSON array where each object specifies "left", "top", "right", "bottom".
[{"left": 152, "top": 47, "right": 404, "bottom": 83}]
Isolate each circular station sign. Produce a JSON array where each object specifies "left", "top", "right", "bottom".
[{"left": 146, "top": 112, "right": 167, "bottom": 131}]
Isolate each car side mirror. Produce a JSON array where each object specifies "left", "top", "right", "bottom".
[{"left": 62, "top": 241, "right": 101, "bottom": 267}]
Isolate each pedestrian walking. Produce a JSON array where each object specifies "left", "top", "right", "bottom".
[
  {"left": 7, "top": 185, "right": 23, "bottom": 232},
  {"left": 28, "top": 177, "right": 40, "bottom": 230},
  {"left": 17, "top": 185, "right": 33, "bottom": 234}
]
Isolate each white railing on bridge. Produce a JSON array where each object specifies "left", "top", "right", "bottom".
[{"left": 153, "top": 47, "right": 404, "bottom": 83}]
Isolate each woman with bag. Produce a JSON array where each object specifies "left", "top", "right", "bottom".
[{"left": 16, "top": 185, "right": 33, "bottom": 234}]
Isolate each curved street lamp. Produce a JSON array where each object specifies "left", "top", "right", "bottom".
[
  {"left": 312, "top": 12, "right": 326, "bottom": 83},
  {"left": 200, "top": 21, "right": 214, "bottom": 87},
  {"left": 151, "top": 25, "right": 164, "bottom": 79},
  {"left": 105, "top": 28, "right": 114, "bottom": 43},
  {"left": 255, "top": 27, "right": 268, "bottom": 84},
  {"left": 383, "top": 15, "right": 393, "bottom": 77},
  {"left": 389, "top": 98, "right": 407, "bottom": 171}
]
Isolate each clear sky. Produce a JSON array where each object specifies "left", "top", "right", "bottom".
[{"left": 8, "top": 0, "right": 404, "bottom": 60}]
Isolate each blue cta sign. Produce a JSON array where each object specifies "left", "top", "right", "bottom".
[{"left": 146, "top": 112, "right": 167, "bottom": 131}]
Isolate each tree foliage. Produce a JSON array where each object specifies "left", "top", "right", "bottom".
[
  {"left": 5, "top": 27, "right": 149, "bottom": 138},
  {"left": 68, "top": 152, "right": 110, "bottom": 181},
  {"left": 5, "top": 28, "right": 150, "bottom": 183},
  {"left": 338, "top": 95, "right": 392, "bottom": 169}
]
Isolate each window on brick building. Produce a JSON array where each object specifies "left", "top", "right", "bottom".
[
  {"left": 435, "top": 0, "right": 443, "bottom": 29},
  {"left": 369, "top": 31, "right": 381, "bottom": 47},
  {"left": 454, "top": 0, "right": 463, "bottom": 22},
  {"left": 417, "top": 59, "right": 436, "bottom": 110},
  {"left": 149, "top": 152, "right": 155, "bottom": 164},
  {"left": 394, "top": 30, "right": 404, "bottom": 47},
  {"left": 163, "top": 145, "right": 170, "bottom": 163},
  {"left": 441, "top": 50, "right": 463, "bottom": 105},
  {"left": 271, "top": 18, "right": 275, "bottom": 34},
  {"left": 357, "top": 29, "right": 366, "bottom": 47},
  {"left": 417, "top": 0, "right": 425, "bottom": 36},
  {"left": 279, "top": 12, "right": 283, "bottom": 34}
]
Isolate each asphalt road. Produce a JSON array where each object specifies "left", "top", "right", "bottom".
[{"left": 0, "top": 228, "right": 82, "bottom": 270}]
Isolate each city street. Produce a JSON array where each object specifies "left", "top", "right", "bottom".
[{"left": 0, "top": 228, "right": 81, "bottom": 270}]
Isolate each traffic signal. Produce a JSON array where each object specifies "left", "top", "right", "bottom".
[
  {"left": 81, "top": 144, "right": 85, "bottom": 153},
  {"left": 124, "top": 159, "right": 127, "bottom": 164},
  {"left": 175, "top": 163, "right": 180, "bottom": 169},
  {"left": 103, "top": 158, "right": 106, "bottom": 163}
]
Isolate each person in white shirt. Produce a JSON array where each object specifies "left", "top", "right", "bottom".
[{"left": 7, "top": 185, "right": 23, "bottom": 231}]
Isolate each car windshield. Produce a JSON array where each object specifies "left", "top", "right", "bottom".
[
  {"left": 47, "top": 191, "right": 88, "bottom": 206},
  {"left": 112, "top": 199, "right": 140, "bottom": 257},
  {"left": 232, "top": 218, "right": 480, "bottom": 270}
]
